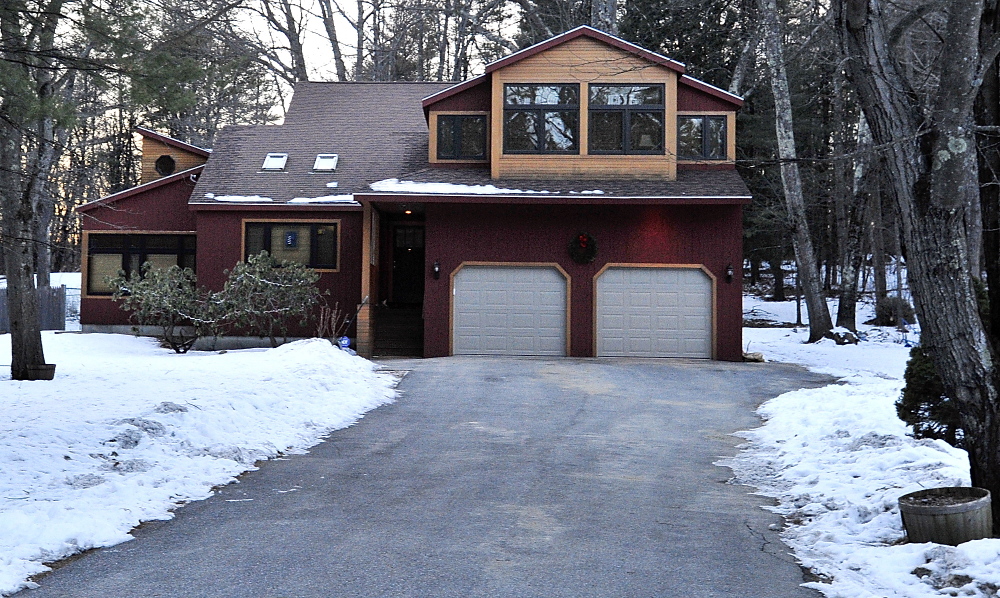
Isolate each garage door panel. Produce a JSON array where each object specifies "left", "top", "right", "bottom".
[
  {"left": 453, "top": 266, "right": 567, "bottom": 356},
  {"left": 597, "top": 267, "right": 712, "bottom": 358}
]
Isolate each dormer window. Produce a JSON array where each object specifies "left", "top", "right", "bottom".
[
  {"left": 261, "top": 153, "right": 288, "bottom": 171},
  {"left": 437, "top": 115, "right": 487, "bottom": 160},
  {"left": 677, "top": 116, "right": 727, "bottom": 160},
  {"left": 503, "top": 84, "right": 579, "bottom": 154},
  {"left": 589, "top": 85, "right": 664, "bottom": 154},
  {"left": 313, "top": 154, "right": 339, "bottom": 171}
]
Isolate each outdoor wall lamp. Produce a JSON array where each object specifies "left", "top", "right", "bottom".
[
  {"left": 725, "top": 264, "right": 735, "bottom": 283},
  {"left": 433, "top": 260, "right": 441, "bottom": 279}
]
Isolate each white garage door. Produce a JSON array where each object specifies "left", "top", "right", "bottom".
[
  {"left": 453, "top": 265, "right": 567, "bottom": 356},
  {"left": 596, "top": 267, "right": 713, "bottom": 358}
]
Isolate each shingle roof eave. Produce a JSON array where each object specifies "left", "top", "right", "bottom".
[
  {"left": 135, "top": 128, "right": 211, "bottom": 157},
  {"left": 363, "top": 167, "right": 752, "bottom": 200},
  {"left": 77, "top": 165, "right": 204, "bottom": 212}
]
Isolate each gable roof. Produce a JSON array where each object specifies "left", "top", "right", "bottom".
[
  {"left": 77, "top": 165, "right": 204, "bottom": 213},
  {"left": 193, "top": 82, "right": 453, "bottom": 205},
  {"left": 422, "top": 26, "right": 742, "bottom": 110},
  {"left": 485, "top": 25, "right": 686, "bottom": 75},
  {"left": 136, "top": 127, "right": 211, "bottom": 158}
]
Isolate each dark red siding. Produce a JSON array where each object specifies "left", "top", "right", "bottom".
[
  {"left": 195, "top": 209, "right": 364, "bottom": 337},
  {"left": 80, "top": 177, "right": 199, "bottom": 326},
  {"left": 426, "top": 79, "right": 491, "bottom": 112},
  {"left": 678, "top": 83, "right": 736, "bottom": 112},
  {"left": 421, "top": 202, "right": 744, "bottom": 360},
  {"left": 82, "top": 177, "right": 198, "bottom": 232}
]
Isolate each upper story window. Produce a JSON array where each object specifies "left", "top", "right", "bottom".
[
  {"left": 437, "top": 115, "right": 487, "bottom": 160},
  {"left": 588, "top": 85, "right": 665, "bottom": 154},
  {"left": 677, "top": 115, "right": 728, "bottom": 160},
  {"left": 245, "top": 221, "right": 339, "bottom": 270},
  {"left": 503, "top": 84, "right": 579, "bottom": 154}
]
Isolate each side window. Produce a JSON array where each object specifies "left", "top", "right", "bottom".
[
  {"left": 86, "top": 234, "right": 196, "bottom": 295},
  {"left": 588, "top": 85, "right": 664, "bottom": 154},
  {"left": 437, "top": 115, "right": 487, "bottom": 160},
  {"left": 677, "top": 115, "right": 728, "bottom": 160},
  {"left": 503, "top": 84, "right": 580, "bottom": 154},
  {"left": 244, "top": 222, "right": 339, "bottom": 270}
]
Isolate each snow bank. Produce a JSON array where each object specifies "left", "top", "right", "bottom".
[
  {"left": 735, "top": 299, "right": 1000, "bottom": 598},
  {"left": 0, "top": 333, "right": 396, "bottom": 595}
]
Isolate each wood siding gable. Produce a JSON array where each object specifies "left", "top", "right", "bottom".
[{"left": 490, "top": 36, "right": 679, "bottom": 180}]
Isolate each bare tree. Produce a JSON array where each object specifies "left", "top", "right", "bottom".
[
  {"left": 758, "top": 0, "right": 833, "bottom": 342},
  {"left": 836, "top": 0, "right": 1000, "bottom": 524}
]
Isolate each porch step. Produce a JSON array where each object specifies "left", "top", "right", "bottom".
[{"left": 374, "top": 306, "right": 423, "bottom": 357}]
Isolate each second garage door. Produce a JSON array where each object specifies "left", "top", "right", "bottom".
[
  {"left": 453, "top": 265, "right": 567, "bottom": 356},
  {"left": 596, "top": 266, "right": 713, "bottom": 358}
]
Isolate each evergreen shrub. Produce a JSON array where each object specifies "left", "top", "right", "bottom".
[
  {"left": 871, "top": 296, "right": 915, "bottom": 327},
  {"left": 896, "top": 345, "right": 963, "bottom": 447},
  {"left": 110, "top": 252, "right": 321, "bottom": 352}
]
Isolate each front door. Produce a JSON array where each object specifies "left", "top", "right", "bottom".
[{"left": 391, "top": 225, "right": 425, "bottom": 305}]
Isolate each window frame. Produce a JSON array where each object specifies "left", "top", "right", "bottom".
[
  {"left": 312, "top": 154, "right": 339, "bottom": 171},
  {"left": 261, "top": 153, "right": 288, "bottom": 171},
  {"left": 502, "top": 83, "right": 581, "bottom": 155},
  {"left": 587, "top": 84, "right": 666, "bottom": 155},
  {"left": 83, "top": 231, "right": 197, "bottom": 297},
  {"left": 435, "top": 113, "right": 488, "bottom": 161},
  {"left": 676, "top": 114, "right": 730, "bottom": 161},
  {"left": 242, "top": 219, "right": 341, "bottom": 272}
]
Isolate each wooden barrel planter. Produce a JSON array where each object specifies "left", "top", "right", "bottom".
[
  {"left": 899, "top": 487, "right": 992, "bottom": 545},
  {"left": 25, "top": 363, "right": 56, "bottom": 381}
]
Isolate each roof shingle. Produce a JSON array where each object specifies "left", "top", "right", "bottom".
[{"left": 192, "top": 82, "right": 453, "bottom": 204}]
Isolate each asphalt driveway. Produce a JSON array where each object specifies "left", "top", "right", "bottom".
[{"left": 22, "top": 357, "right": 832, "bottom": 597}]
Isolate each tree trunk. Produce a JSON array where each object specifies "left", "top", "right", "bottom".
[
  {"left": 317, "top": 0, "right": 349, "bottom": 81},
  {"left": 1, "top": 2, "right": 47, "bottom": 379},
  {"left": 837, "top": 0, "right": 1000, "bottom": 527},
  {"left": 759, "top": 0, "right": 833, "bottom": 341},
  {"left": 869, "top": 191, "right": 889, "bottom": 318},
  {"left": 979, "top": 1, "right": 1000, "bottom": 347},
  {"left": 356, "top": 0, "right": 366, "bottom": 80},
  {"left": 590, "top": 0, "right": 617, "bottom": 34},
  {"left": 836, "top": 117, "right": 873, "bottom": 331},
  {"left": 768, "top": 249, "right": 786, "bottom": 301}
]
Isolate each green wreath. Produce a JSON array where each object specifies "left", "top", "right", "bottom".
[{"left": 568, "top": 232, "right": 597, "bottom": 264}]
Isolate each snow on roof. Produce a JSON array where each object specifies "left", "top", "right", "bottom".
[
  {"left": 288, "top": 194, "right": 359, "bottom": 205},
  {"left": 205, "top": 193, "right": 274, "bottom": 202},
  {"left": 370, "top": 178, "right": 553, "bottom": 195}
]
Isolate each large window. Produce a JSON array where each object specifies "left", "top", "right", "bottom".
[
  {"left": 87, "top": 233, "right": 196, "bottom": 295},
  {"left": 588, "top": 85, "right": 664, "bottom": 154},
  {"left": 245, "top": 222, "right": 339, "bottom": 270},
  {"left": 503, "top": 84, "right": 579, "bottom": 154},
  {"left": 677, "top": 115, "right": 728, "bottom": 160},
  {"left": 437, "top": 114, "right": 487, "bottom": 160}
]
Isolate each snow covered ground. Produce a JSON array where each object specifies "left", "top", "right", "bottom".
[
  {"left": 737, "top": 296, "right": 1000, "bottom": 598},
  {"left": 0, "top": 333, "right": 396, "bottom": 595},
  {"left": 1, "top": 279, "right": 997, "bottom": 596}
]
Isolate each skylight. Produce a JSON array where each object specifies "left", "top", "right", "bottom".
[
  {"left": 313, "top": 154, "right": 339, "bottom": 171},
  {"left": 261, "top": 153, "right": 288, "bottom": 171}
]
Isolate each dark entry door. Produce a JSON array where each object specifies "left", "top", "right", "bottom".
[{"left": 392, "top": 225, "right": 425, "bottom": 305}]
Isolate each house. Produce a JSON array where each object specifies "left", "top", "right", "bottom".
[{"left": 79, "top": 26, "right": 749, "bottom": 360}]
